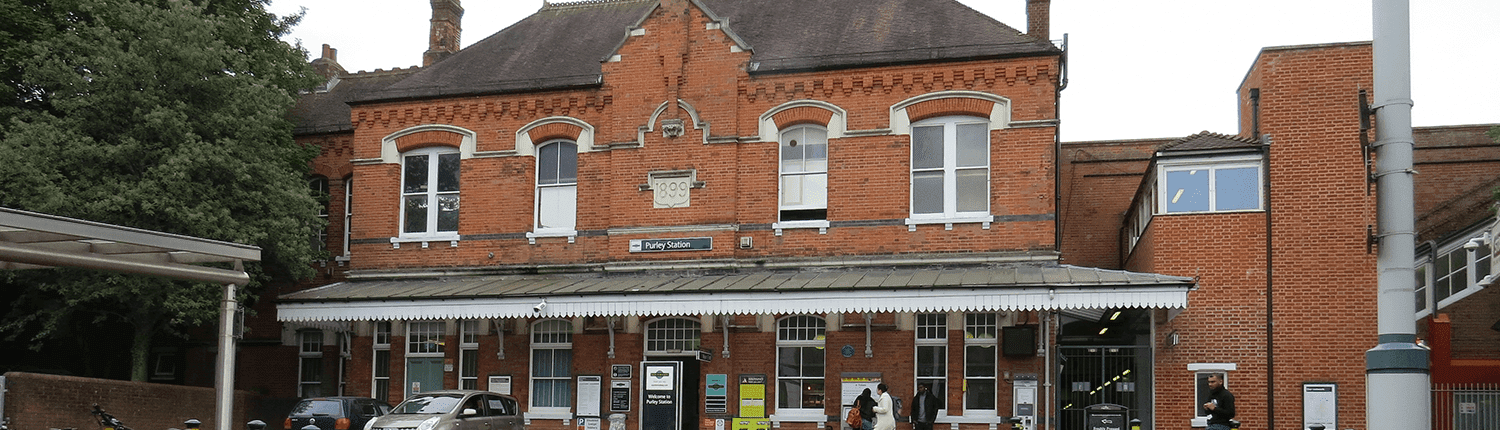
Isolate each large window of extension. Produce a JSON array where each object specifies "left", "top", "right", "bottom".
[
  {"left": 910, "top": 116, "right": 990, "bottom": 222},
  {"left": 531, "top": 319, "right": 573, "bottom": 416},
  {"left": 1157, "top": 156, "right": 1262, "bottom": 214},
  {"left": 298, "top": 329, "right": 324, "bottom": 397},
  {"left": 535, "top": 141, "right": 578, "bottom": 236},
  {"left": 1415, "top": 225, "right": 1494, "bottom": 318},
  {"left": 400, "top": 147, "right": 460, "bottom": 239},
  {"left": 779, "top": 125, "right": 828, "bottom": 227},
  {"left": 371, "top": 321, "right": 391, "bottom": 402},
  {"left": 776, "top": 315, "right": 826, "bottom": 415},
  {"left": 964, "top": 313, "right": 999, "bottom": 411},
  {"left": 915, "top": 314, "right": 948, "bottom": 415}
]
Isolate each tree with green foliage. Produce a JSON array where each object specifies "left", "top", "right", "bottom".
[{"left": 0, "top": 0, "right": 324, "bottom": 381}]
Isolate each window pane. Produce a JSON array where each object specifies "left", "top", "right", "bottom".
[
  {"left": 539, "top": 144, "right": 559, "bottom": 185},
  {"left": 956, "top": 123, "right": 988, "bottom": 168},
  {"left": 538, "top": 186, "right": 577, "bottom": 230},
  {"left": 404, "top": 155, "right": 429, "bottom": 193},
  {"left": 917, "top": 345, "right": 945, "bottom": 377},
  {"left": 558, "top": 143, "right": 578, "bottom": 183},
  {"left": 782, "top": 143, "right": 805, "bottom": 173},
  {"left": 1165, "top": 169, "right": 1209, "bottom": 213},
  {"left": 552, "top": 349, "right": 572, "bottom": 377},
  {"left": 913, "top": 171, "right": 944, "bottom": 214},
  {"left": 778, "top": 380, "right": 802, "bottom": 408},
  {"left": 1215, "top": 167, "right": 1259, "bottom": 210},
  {"left": 437, "top": 194, "right": 459, "bottom": 232},
  {"left": 1414, "top": 265, "right": 1428, "bottom": 312},
  {"left": 805, "top": 127, "right": 828, "bottom": 151},
  {"left": 956, "top": 168, "right": 988, "bottom": 212},
  {"left": 965, "top": 377, "right": 995, "bottom": 410},
  {"left": 437, "top": 153, "right": 460, "bottom": 192},
  {"left": 966, "top": 345, "right": 996, "bottom": 377},
  {"left": 800, "top": 346, "right": 825, "bottom": 377},
  {"left": 913, "top": 125, "right": 944, "bottom": 169},
  {"left": 781, "top": 175, "right": 805, "bottom": 206},
  {"left": 778, "top": 347, "right": 801, "bottom": 377},
  {"left": 403, "top": 196, "right": 428, "bottom": 233},
  {"left": 1477, "top": 243, "right": 1492, "bottom": 281},
  {"left": 374, "top": 350, "right": 390, "bottom": 378}
]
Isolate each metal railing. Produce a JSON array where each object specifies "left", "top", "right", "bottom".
[{"left": 1433, "top": 383, "right": 1500, "bottom": 430}]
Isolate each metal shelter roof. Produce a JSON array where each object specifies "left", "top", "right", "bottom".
[
  {"left": 0, "top": 207, "right": 260, "bottom": 285},
  {"left": 278, "top": 264, "right": 1195, "bottom": 323}
]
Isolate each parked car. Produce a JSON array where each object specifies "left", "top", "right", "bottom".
[
  {"left": 364, "top": 390, "right": 522, "bottom": 430},
  {"left": 284, "top": 397, "right": 392, "bottom": 430}
]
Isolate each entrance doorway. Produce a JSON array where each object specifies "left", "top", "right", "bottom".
[
  {"left": 1055, "top": 309, "right": 1153, "bottom": 430},
  {"left": 645, "top": 356, "right": 701, "bottom": 430},
  {"left": 407, "top": 357, "right": 443, "bottom": 398}
]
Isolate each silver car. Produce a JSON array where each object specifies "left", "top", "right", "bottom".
[{"left": 364, "top": 390, "right": 523, "bottom": 430}]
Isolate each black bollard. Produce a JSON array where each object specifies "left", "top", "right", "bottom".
[{"left": 246, "top": 420, "right": 266, "bottom": 430}]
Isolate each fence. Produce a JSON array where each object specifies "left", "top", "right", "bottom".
[{"left": 1433, "top": 383, "right": 1500, "bottom": 430}]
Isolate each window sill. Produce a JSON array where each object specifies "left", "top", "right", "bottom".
[
  {"left": 770, "top": 411, "right": 827, "bottom": 423},
  {"left": 1191, "top": 417, "right": 1208, "bottom": 428},
  {"left": 904, "top": 215, "right": 995, "bottom": 231},
  {"left": 527, "top": 229, "right": 578, "bottom": 244},
  {"left": 390, "top": 235, "right": 459, "bottom": 249},
  {"left": 525, "top": 410, "right": 573, "bottom": 423},
  {"left": 773, "top": 220, "right": 829, "bottom": 236},
  {"left": 939, "top": 414, "right": 1005, "bottom": 423}
]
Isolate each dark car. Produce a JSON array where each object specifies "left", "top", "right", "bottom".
[
  {"left": 284, "top": 397, "right": 393, "bottom": 430},
  {"left": 364, "top": 390, "right": 522, "bottom": 430}
]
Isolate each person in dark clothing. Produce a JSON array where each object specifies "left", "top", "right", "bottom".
[
  {"left": 855, "top": 388, "right": 877, "bottom": 430},
  {"left": 1203, "top": 373, "right": 1236, "bottom": 430},
  {"left": 911, "top": 383, "right": 940, "bottom": 430}
]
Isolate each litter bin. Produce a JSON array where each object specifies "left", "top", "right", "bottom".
[{"left": 1083, "top": 404, "right": 1129, "bottom": 430}]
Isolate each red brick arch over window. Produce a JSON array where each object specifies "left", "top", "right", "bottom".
[
  {"left": 904, "top": 98, "right": 996, "bottom": 123},
  {"left": 527, "top": 122, "right": 585, "bottom": 144},
  {"left": 772, "top": 106, "right": 835, "bottom": 129},
  {"left": 394, "top": 129, "right": 466, "bottom": 153}
]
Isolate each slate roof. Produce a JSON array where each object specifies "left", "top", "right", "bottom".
[
  {"left": 1157, "top": 131, "right": 1263, "bottom": 153},
  {"left": 290, "top": 69, "right": 419, "bottom": 135},
  {"left": 358, "top": 0, "right": 1059, "bottom": 103}
]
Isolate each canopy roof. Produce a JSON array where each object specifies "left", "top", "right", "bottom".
[{"left": 0, "top": 207, "right": 259, "bottom": 285}]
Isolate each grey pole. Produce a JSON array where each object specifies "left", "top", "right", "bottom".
[
  {"left": 1368, "top": 1, "right": 1430, "bottom": 430},
  {"left": 214, "top": 260, "right": 244, "bottom": 430}
]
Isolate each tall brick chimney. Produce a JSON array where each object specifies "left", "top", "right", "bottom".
[
  {"left": 423, "top": 0, "right": 464, "bottom": 67},
  {"left": 310, "top": 44, "right": 345, "bottom": 80},
  {"left": 1026, "top": 0, "right": 1050, "bottom": 41}
]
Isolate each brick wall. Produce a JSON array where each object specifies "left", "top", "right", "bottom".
[{"left": 2, "top": 372, "right": 263, "bottom": 430}]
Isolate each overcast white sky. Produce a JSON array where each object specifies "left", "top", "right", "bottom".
[{"left": 267, "top": 0, "right": 1499, "bottom": 142}]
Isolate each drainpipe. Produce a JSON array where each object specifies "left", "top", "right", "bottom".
[
  {"left": 1367, "top": 2, "right": 1430, "bottom": 430},
  {"left": 1261, "top": 131, "right": 1274, "bottom": 430}
]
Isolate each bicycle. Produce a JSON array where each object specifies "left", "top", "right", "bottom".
[{"left": 91, "top": 404, "right": 133, "bottom": 430}]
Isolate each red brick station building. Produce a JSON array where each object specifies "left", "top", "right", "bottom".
[{"left": 234, "top": 1, "right": 1500, "bottom": 430}]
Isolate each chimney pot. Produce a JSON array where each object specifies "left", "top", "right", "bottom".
[
  {"left": 423, "top": 0, "right": 465, "bottom": 67},
  {"left": 321, "top": 44, "right": 337, "bottom": 61}
]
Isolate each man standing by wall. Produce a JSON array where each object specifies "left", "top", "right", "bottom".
[
  {"left": 911, "top": 383, "right": 939, "bottom": 430},
  {"left": 1203, "top": 374, "right": 1236, "bottom": 430}
]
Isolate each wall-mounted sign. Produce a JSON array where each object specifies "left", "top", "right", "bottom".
[
  {"left": 643, "top": 362, "right": 683, "bottom": 430},
  {"left": 488, "top": 375, "right": 512, "bottom": 395},
  {"left": 630, "top": 237, "right": 712, "bottom": 253},
  {"left": 1303, "top": 383, "right": 1337, "bottom": 430},
  {"left": 613, "top": 364, "right": 633, "bottom": 379},
  {"left": 611, "top": 380, "right": 632, "bottom": 412},
  {"left": 738, "top": 374, "right": 766, "bottom": 418},
  {"left": 578, "top": 375, "right": 603, "bottom": 418},
  {"left": 706, "top": 374, "right": 728, "bottom": 414}
]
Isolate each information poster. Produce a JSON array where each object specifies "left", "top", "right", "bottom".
[
  {"left": 738, "top": 374, "right": 767, "bottom": 418},
  {"left": 611, "top": 380, "right": 632, "bottom": 412},
  {"left": 642, "top": 362, "right": 682, "bottom": 430},
  {"left": 839, "top": 373, "right": 882, "bottom": 406},
  {"left": 1303, "top": 383, "right": 1337, "bottom": 430},
  {"left": 706, "top": 374, "right": 728, "bottom": 414},
  {"left": 488, "top": 376, "right": 512, "bottom": 395},
  {"left": 578, "top": 375, "right": 603, "bottom": 418}
]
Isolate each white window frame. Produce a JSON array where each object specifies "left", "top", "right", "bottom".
[
  {"left": 398, "top": 147, "right": 461, "bottom": 240},
  {"left": 531, "top": 140, "right": 578, "bottom": 240},
  {"left": 407, "top": 321, "right": 445, "bottom": 356},
  {"left": 915, "top": 313, "right": 948, "bottom": 416},
  {"left": 371, "top": 321, "right": 391, "bottom": 401},
  {"left": 963, "top": 313, "right": 998, "bottom": 412},
  {"left": 1156, "top": 155, "right": 1263, "bottom": 215},
  {"left": 530, "top": 319, "right": 573, "bottom": 416},
  {"left": 906, "top": 116, "right": 992, "bottom": 226},
  {"left": 775, "top": 315, "right": 827, "bottom": 418},
  {"left": 645, "top": 317, "right": 702, "bottom": 355},
  {"left": 340, "top": 176, "right": 353, "bottom": 260},
  {"left": 298, "top": 330, "right": 325, "bottom": 397},
  {"left": 310, "top": 176, "right": 329, "bottom": 255},
  {"left": 776, "top": 124, "right": 830, "bottom": 231},
  {"left": 1186, "top": 363, "right": 1235, "bottom": 428},
  {"left": 1415, "top": 225, "right": 1494, "bottom": 318},
  {"left": 460, "top": 320, "right": 480, "bottom": 390}
]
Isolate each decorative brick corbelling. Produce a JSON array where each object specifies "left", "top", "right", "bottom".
[
  {"left": 394, "top": 130, "right": 465, "bottom": 152},
  {"left": 529, "top": 122, "right": 585, "bottom": 143},
  {"left": 771, "top": 106, "right": 834, "bottom": 128},
  {"left": 906, "top": 97, "right": 996, "bottom": 122}
]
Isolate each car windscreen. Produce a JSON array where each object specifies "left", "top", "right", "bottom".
[
  {"left": 290, "top": 400, "right": 343, "bottom": 416},
  {"left": 392, "top": 394, "right": 464, "bottom": 414}
]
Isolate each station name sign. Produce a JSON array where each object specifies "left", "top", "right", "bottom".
[{"left": 629, "top": 237, "right": 712, "bottom": 253}]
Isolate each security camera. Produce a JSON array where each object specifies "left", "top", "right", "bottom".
[{"left": 533, "top": 300, "right": 547, "bottom": 313}]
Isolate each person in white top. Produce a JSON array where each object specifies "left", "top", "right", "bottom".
[{"left": 872, "top": 383, "right": 896, "bottom": 430}]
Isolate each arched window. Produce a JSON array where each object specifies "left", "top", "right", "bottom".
[
  {"left": 779, "top": 125, "right": 828, "bottom": 222},
  {"left": 536, "top": 141, "right": 578, "bottom": 232},
  {"left": 645, "top": 318, "right": 702, "bottom": 354},
  {"left": 910, "top": 116, "right": 989, "bottom": 219},
  {"left": 776, "top": 315, "right": 826, "bottom": 412},
  {"left": 531, "top": 319, "right": 573, "bottom": 411},
  {"left": 401, "top": 147, "right": 461, "bottom": 237}
]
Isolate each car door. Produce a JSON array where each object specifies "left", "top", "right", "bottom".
[
  {"left": 484, "top": 395, "right": 521, "bottom": 430},
  {"left": 454, "top": 393, "right": 490, "bottom": 430}
]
